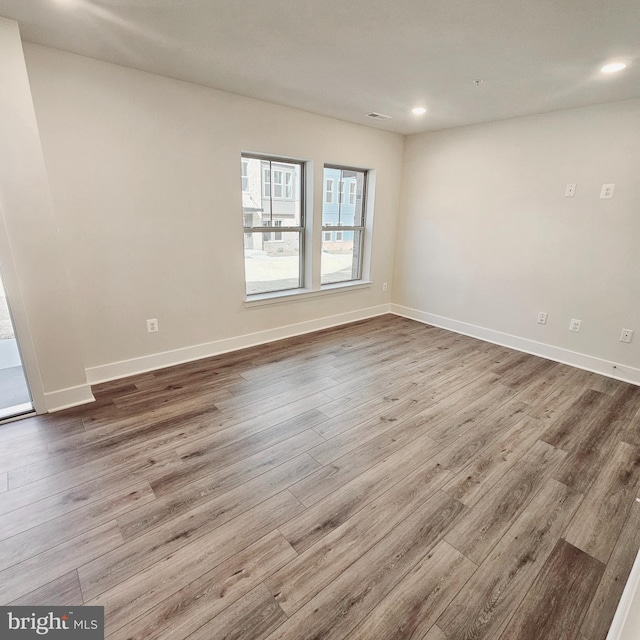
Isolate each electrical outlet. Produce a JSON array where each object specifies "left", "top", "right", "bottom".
[
  {"left": 537, "top": 312, "right": 548, "bottom": 325},
  {"left": 564, "top": 184, "right": 576, "bottom": 198},
  {"left": 620, "top": 329, "right": 634, "bottom": 343},
  {"left": 600, "top": 183, "right": 615, "bottom": 199},
  {"left": 383, "top": 282, "right": 388, "bottom": 292},
  {"left": 569, "top": 318, "right": 582, "bottom": 332},
  {"left": 147, "top": 318, "right": 159, "bottom": 333}
]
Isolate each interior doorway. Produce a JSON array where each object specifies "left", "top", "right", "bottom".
[{"left": 0, "top": 270, "right": 33, "bottom": 420}]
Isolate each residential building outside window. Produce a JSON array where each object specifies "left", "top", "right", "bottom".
[
  {"left": 325, "top": 178, "right": 334, "bottom": 204},
  {"left": 321, "top": 165, "right": 367, "bottom": 285},
  {"left": 241, "top": 160, "right": 249, "bottom": 192},
  {"left": 242, "top": 155, "right": 304, "bottom": 295}
]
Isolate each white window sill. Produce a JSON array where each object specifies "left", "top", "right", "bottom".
[{"left": 245, "top": 280, "right": 372, "bottom": 307}]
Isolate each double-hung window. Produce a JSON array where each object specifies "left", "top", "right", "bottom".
[
  {"left": 241, "top": 155, "right": 304, "bottom": 296},
  {"left": 321, "top": 165, "right": 367, "bottom": 285}
]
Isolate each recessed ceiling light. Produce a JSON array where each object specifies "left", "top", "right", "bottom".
[
  {"left": 601, "top": 62, "right": 627, "bottom": 74},
  {"left": 412, "top": 107, "right": 427, "bottom": 115}
]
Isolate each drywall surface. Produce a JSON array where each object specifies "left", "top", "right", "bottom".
[
  {"left": 395, "top": 100, "right": 640, "bottom": 381},
  {"left": 0, "top": 19, "right": 91, "bottom": 410},
  {"left": 22, "top": 44, "right": 403, "bottom": 374}
]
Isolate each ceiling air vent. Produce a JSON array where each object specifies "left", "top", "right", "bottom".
[{"left": 365, "top": 112, "right": 392, "bottom": 120}]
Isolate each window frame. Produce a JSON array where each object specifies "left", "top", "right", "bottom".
[
  {"left": 242, "top": 153, "right": 305, "bottom": 296},
  {"left": 321, "top": 164, "right": 368, "bottom": 286}
]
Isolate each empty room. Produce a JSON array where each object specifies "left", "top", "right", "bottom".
[{"left": 0, "top": 1, "right": 639, "bottom": 639}]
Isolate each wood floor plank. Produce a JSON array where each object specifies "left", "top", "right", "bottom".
[
  {"left": 552, "top": 405, "right": 626, "bottom": 493},
  {"left": 172, "top": 392, "right": 332, "bottom": 462},
  {"left": 0, "top": 521, "right": 123, "bottom": 604},
  {"left": 85, "top": 491, "right": 303, "bottom": 634},
  {"left": 107, "top": 530, "right": 295, "bottom": 640},
  {"left": 119, "top": 437, "right": 322, "bottom": 541},
  {"left": 313, "top": 383, "right": 424, "bottom": 437},
  {"left": 422, "top": 627, "right": 447, "bottom": 640},
  {"left": 619, "top": 418, "right": 640, "bottom": 447},
  {"left": 528, "top": 369, "right": 597, "bottom": 423},
  {"left": 580, "top": 496, "right": 640, "bottom": 640},
  {"left": 8, "top": 417, "right": 205, "bottom": 488},
  {"left": 513, "top": 361, "right": 578, "bottom": 406},
  {"left": 186, "top": 584, "right": 286, "bottom": 640},
  {"left": 0, "top": 482, "right": 154, "bottom": 570},
  {"left": 564, "top": 440, "right": 640, "bottom": 564},
  {"left": 308, "top": 397, "right": 432, "bottom": 465},
  {"left": 344, "top": 540, "right": 476, "bottom": 640},
  {"left": 266, "top": 463, "right": 454, "bottom": 616},
  {"left": 442, "top": 416, "right": 546, "bottom": 506},
  {"left": 423, "top": 382, "right": 516, "bottom": 444},
  {"left": 288, "top": 413, "right": 446, "bottom": 507},
  {"left": 1, "top": 449, "right": 180, "bottom": 512},
  {"left": 437, "top": 478, "right": 582, "bottom": 640},
  {"left": 154, "top": 410, "right": 328, "bottom": 496},
  {"left": 0, "top": 414, "right": 85, "bottom": 447},
  {"left": 432, "top": 399, "right": 528, "bottom": 473},
  {"left": 444, "top": 439, "right": 566, "bottom": 565},
  {"left": 0, "top": 479, "right": 154, "bottom": 543},
  {"left": 264, "top": 491, "right": 465, "bottom": 640},
  {"left": 498, "top": 539, "right": 604, "bottom": 640},
  {"left": 281, "top": 432, "right": 442, "bottom": 553},
  {"left": 8, "top": 571, "right": 84, "bottom": 607},
  {"left": 79, "top": 466, "right": 310, "bottom": 601}
]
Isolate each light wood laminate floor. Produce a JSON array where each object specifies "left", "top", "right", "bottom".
[{"left": 1, "top": 315, "right": 639, "bottom": 640}]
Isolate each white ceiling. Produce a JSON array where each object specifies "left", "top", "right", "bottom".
[{"left": 1, "top": 0, "right": 639, "bottom": 134}]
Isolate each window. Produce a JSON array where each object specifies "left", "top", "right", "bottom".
[
  {"left": 273, "top": 170, "right": 283, "bottom": 198},
  {"left": 242, "top": 155, "right": 304, "bottom": 295},
  {"left": 241, "top": 160, "right": 249, "bottom": 192},
  {"left": 263, "top": 167, "right": 271, "bottom": 198},
  {"left": 321, "top": 166, "right": 367, "bottom": 285},
  {"left": 325, "top": 179, "right": 334, "bottom": 204},
  {"left": 349, "top": 181, "right": 356, "bottom": 205}
]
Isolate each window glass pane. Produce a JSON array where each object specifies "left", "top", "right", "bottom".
[
  {"left": 241, "top": 161, "right": 249, "bottom": 192},
  {"left": 273, "top": 170, "right": 283, "bottom": 198},
  {"left": 263, "top": 167, "right": 271, "bottom": 199},
  {"left": 241, "top": 155, "right": 304, "bottom": 296},
  {"left": 285, "top": 172, "right": 293, "bottom": 199},
  {"left": 244, "top": 231, "right": 301, "bottom": 295},
  {"left": 322, "top": 167, "right": 366, "bottom": 227},
  {"left": 321, "top": 229, "right": 362, "bottom": 285}
]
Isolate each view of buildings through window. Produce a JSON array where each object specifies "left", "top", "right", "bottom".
[
  {"left": 242, "top": 155, "right": 303, "bottom": 295},
  {"left": 321, "top": 166, "right": 367, "bottom": 285},
  {"left": 241, "top": 156, "right": 367, "bottom": 295}
]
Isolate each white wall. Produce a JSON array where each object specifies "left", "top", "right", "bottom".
[
  {"left": 0, "top": 19, "right": 92, "bottom": 411},
  {"left": 21, "top": 43, "right": 404, "bottom": 383},
  {"left": 394, "top": 100, "right": 640, "bottom": 384}
]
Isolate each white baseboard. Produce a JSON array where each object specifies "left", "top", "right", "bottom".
[
  {"left": 86, "top": 305, "right": 391, "bottom": 385},
  {"left": 391, "top": 304, "right": 640, "bottom": 387},
  {"left": 44, "top": 383, "right": 95, "bottom": 412}
]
